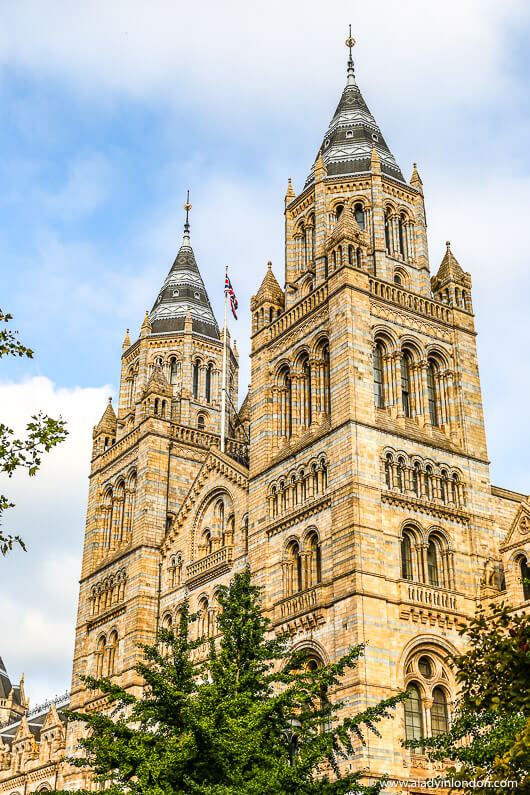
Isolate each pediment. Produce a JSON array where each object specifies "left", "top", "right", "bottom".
[{"left": 500, "top": 499, "right": 530, "bottom": 552}]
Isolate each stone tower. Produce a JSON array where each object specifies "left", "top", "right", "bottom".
[
  {"left": 245, "top": 41, "right": 527, "bottom": 782},
  {"left": 62, "top": 206, "right": 243, "bottom": 789}
]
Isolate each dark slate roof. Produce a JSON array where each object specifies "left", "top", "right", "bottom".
[
  {"left": 149, "top": 231, "right": 220, "bottom": 340},
  {"left": 0, "top": 657, "right": 14, "bottom": 701},
  {"left": 304, "top": 59, "right": 405, "bottom": 188}
]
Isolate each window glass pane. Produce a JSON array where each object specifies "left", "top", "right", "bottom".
[
  {"left": 427, "top": 540, "right": 439, "bottom": 586},
  {"left": 401, "top": 355, "right": 411, "bottom": 417},
  {"left": 355, "top": 204, "right": 365, "bottom": 229},
  {"left": 373, "top": 345, "right": 384, "bottom": 408},
  {"left": 404, "top": 683, "right": 424, "bottom": 744},
  {"left": 418, "top": 656, "right": 432, "bottom": 678},
  {"left": 401, "top": 535, "right": 413, "bottom": 580},
  {"left": 431, "top": 687, "right": 449, "bottom": 735},
  {"left": 427, "top": 363, "right": 438, "bottom": 426}
]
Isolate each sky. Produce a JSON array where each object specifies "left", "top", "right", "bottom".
[{"left": 0, "top": 0, "right": 529, "bottom": 706}]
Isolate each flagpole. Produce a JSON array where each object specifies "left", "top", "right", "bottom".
[{"left": 220, "top": 266, "right": 228, "bottom": 454}]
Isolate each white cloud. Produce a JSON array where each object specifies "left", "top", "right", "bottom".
[
  {"left": 0, "top": 377, "right": 111, "bottom": 704},
  {"left": 0, "top": 0, "right": 527, "bottom": 129}
]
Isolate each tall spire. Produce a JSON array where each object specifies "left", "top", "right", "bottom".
[
  {"left": 148, "top": 194, "right": 220, "bottom": 339},
  {"left": 304, "top": 32, "right": 405, "bottom": 188},
  {"left": 183, "top": 190, "right": 192, "bottom": 246},
  {"left": 345, "top": 25, "right": 356, "bottom": 87}
]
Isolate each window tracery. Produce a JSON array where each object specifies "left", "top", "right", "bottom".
[{"left": 403, "top": 650, "right": 452, "bottom": 748}]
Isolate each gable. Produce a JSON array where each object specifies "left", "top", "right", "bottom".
[{"left": 500, "top": 499, "right": 530, "bottom": 552}]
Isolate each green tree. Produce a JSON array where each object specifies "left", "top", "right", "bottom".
[
  {"left": 0, "top": 309, "right": 68, "bottom": 554},
  {"left": 405, "top": 601, "right": 530, "bottom": 793},
  {"left": 61, "top": 568, "right": 406, "bottom": 794}
]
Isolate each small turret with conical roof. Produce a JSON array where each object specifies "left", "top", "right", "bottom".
[
  {"left": 251, "top": 262, "right": 285, "bottom": 334},
  {"left": 431, "top": 241, "right": 472, "bottom": 310},
  {"left": 92, "top": 397, "right": 117, "bottom": 457}
]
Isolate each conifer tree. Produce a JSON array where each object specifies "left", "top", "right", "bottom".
[{"left": 61, "top": 568, "right": 406, "bottom": 794}]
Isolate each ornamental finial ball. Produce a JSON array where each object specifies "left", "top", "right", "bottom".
[{"left": 446, "top": 240, "right": 451, "bottom": 248}]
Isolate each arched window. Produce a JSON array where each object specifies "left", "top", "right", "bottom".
[
  {"left": 401, "top": 533, "right": 414, "bottom": 581},
  {"left": 427, "top": 538, "right": 440, "bottom": 586},
  {"left": 271, "top": 486, "right": 278, "bottom": 517},
  {"left": 373, "top": 343, "right": 385, "bottom": 408},
  {"left": 205, "top": 363, "right": 213, "bottom": 402},
  {"left": 278, "top": 366, "right": 292, "bottom": 439},
  {"left": 96, "top": 635, "right": 106, "bottom": 678},
  {"left": 431, "top": 687, "right": 449, "bottom": 735},
  {"left": 322, "top": 343, "right": 330, "bottom": 415},
  {"left": 394, "top": 272, "right": 402, "bottom": 285},
  {"left": 321, "top": 460, "right": 328, "bottom": 490},
  {"left": 398, "top": 215, "right": 405, "bottom": 256},
  {"left": 107, "top": 631, "right": 118, "bottom": 675},
  {"left": 401, "top": 353, "right": 412, "bottom": 418},
  {"left": 384, "top": 212, "right": 391, "bottom": 254},
  {"left": 412, "top": 462, "right": 421, "bottom": 497},
  {"left": 384, "top": 453, "right": 393, "bottom": 488},
  {"left": 354, "top": 203, "right": 365, "bottom": 229},
  {"left": 193, "top": 359, "right": 200, "bottom": 399},
  {"left": 197, "top": 413, "right": 205, "bottom": 430},
  {"left": 425, "top": 465, "right": 433, "bottom": 500},
  {"left": 170, "top": 357, "right": 178, "bottom": 385},
  {"left": 286, "top": 541, "right": 302, "bottom": 595},
  {"left": 176, "top": 553, "right": 183, "bottom": 585},
  {"left": 451, "top": 473, "right": 459, "bottom": 505},
  {"left": 404, "top": 683, "right": 424, "bottom": 744},
  {"left": 335, "top": 204, "right": 344, "bottom": 221},
  {"left": 198, "top": 597, "right": 209, "bottom": 638},
  {"left": 153, "top": 398, "right": 159, "bottom": 415},
  {"left": 440, "top": 470, "right": 449, "bottom": 503},
  {"left": 308, "top": 532, "right": 322, "bottom": 586},
  {"left": 397, "top": 457, "right": 405, "bottom": 492},
  {"left": 202, "top": 529, "right": 212, "bottom": 556},
  {"left": 301, "top": 355, "right": 312, "bottom": 427},
  {"left": 427, "top": 362, "right": 438, "bottom": 426},
  {"left": 520, "top": 557, "right": 530, "bottom": 601}
]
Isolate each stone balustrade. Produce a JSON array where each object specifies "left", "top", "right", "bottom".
[
  {"left": 402, "top": 581, "right": 456, "bottom": 611},
  {"left": 186, "top": 545, "right": 233, "bottom": 583},
  {"left": 276, "top": 586, "right": 320, "bottom": 620},
  {"left": 369, "top": 277, "right": 452, "bottom": 323},
  {"left": 268, "top": 285, "right": 328, "bottom": 341}
]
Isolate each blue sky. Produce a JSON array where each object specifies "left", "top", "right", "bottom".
[{"left": 0, "top": 0, "right": 529, "bottom": 704}]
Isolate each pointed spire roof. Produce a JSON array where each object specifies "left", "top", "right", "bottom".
[
  {"left": 436, "top": 241, "right": 466, "bottom": 285},
  {"left": 149, "top": 194, "right": 220, "bottom": 340},
  {"left": 304, "top": 36, "right": 405, "bottom": 188},
  {"left": 142, "top": 362, "right": 172, "bottom": 399},
  {"left": 410, "top": 162, "right": 423, "bottom": 191},
  {"left": 326, "top": 204, "right": 361, "bottom": 250},
  {"left": 95, "top": 397, "right": 117, "bottom": 435},
  {"left": 253, "top": 262, "right": 285, "bottom": 308}
]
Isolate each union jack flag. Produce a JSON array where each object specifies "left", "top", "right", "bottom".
[{"left": 224, "top": 274, "right": 238, "bottom": 319}]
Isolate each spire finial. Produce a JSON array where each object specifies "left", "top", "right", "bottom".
[
  {"left": 345, "top": 25, "right": 356, "bottom": 86},
  {"left": 182, "top": 190, "right": 192, "bottom": 245}
]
